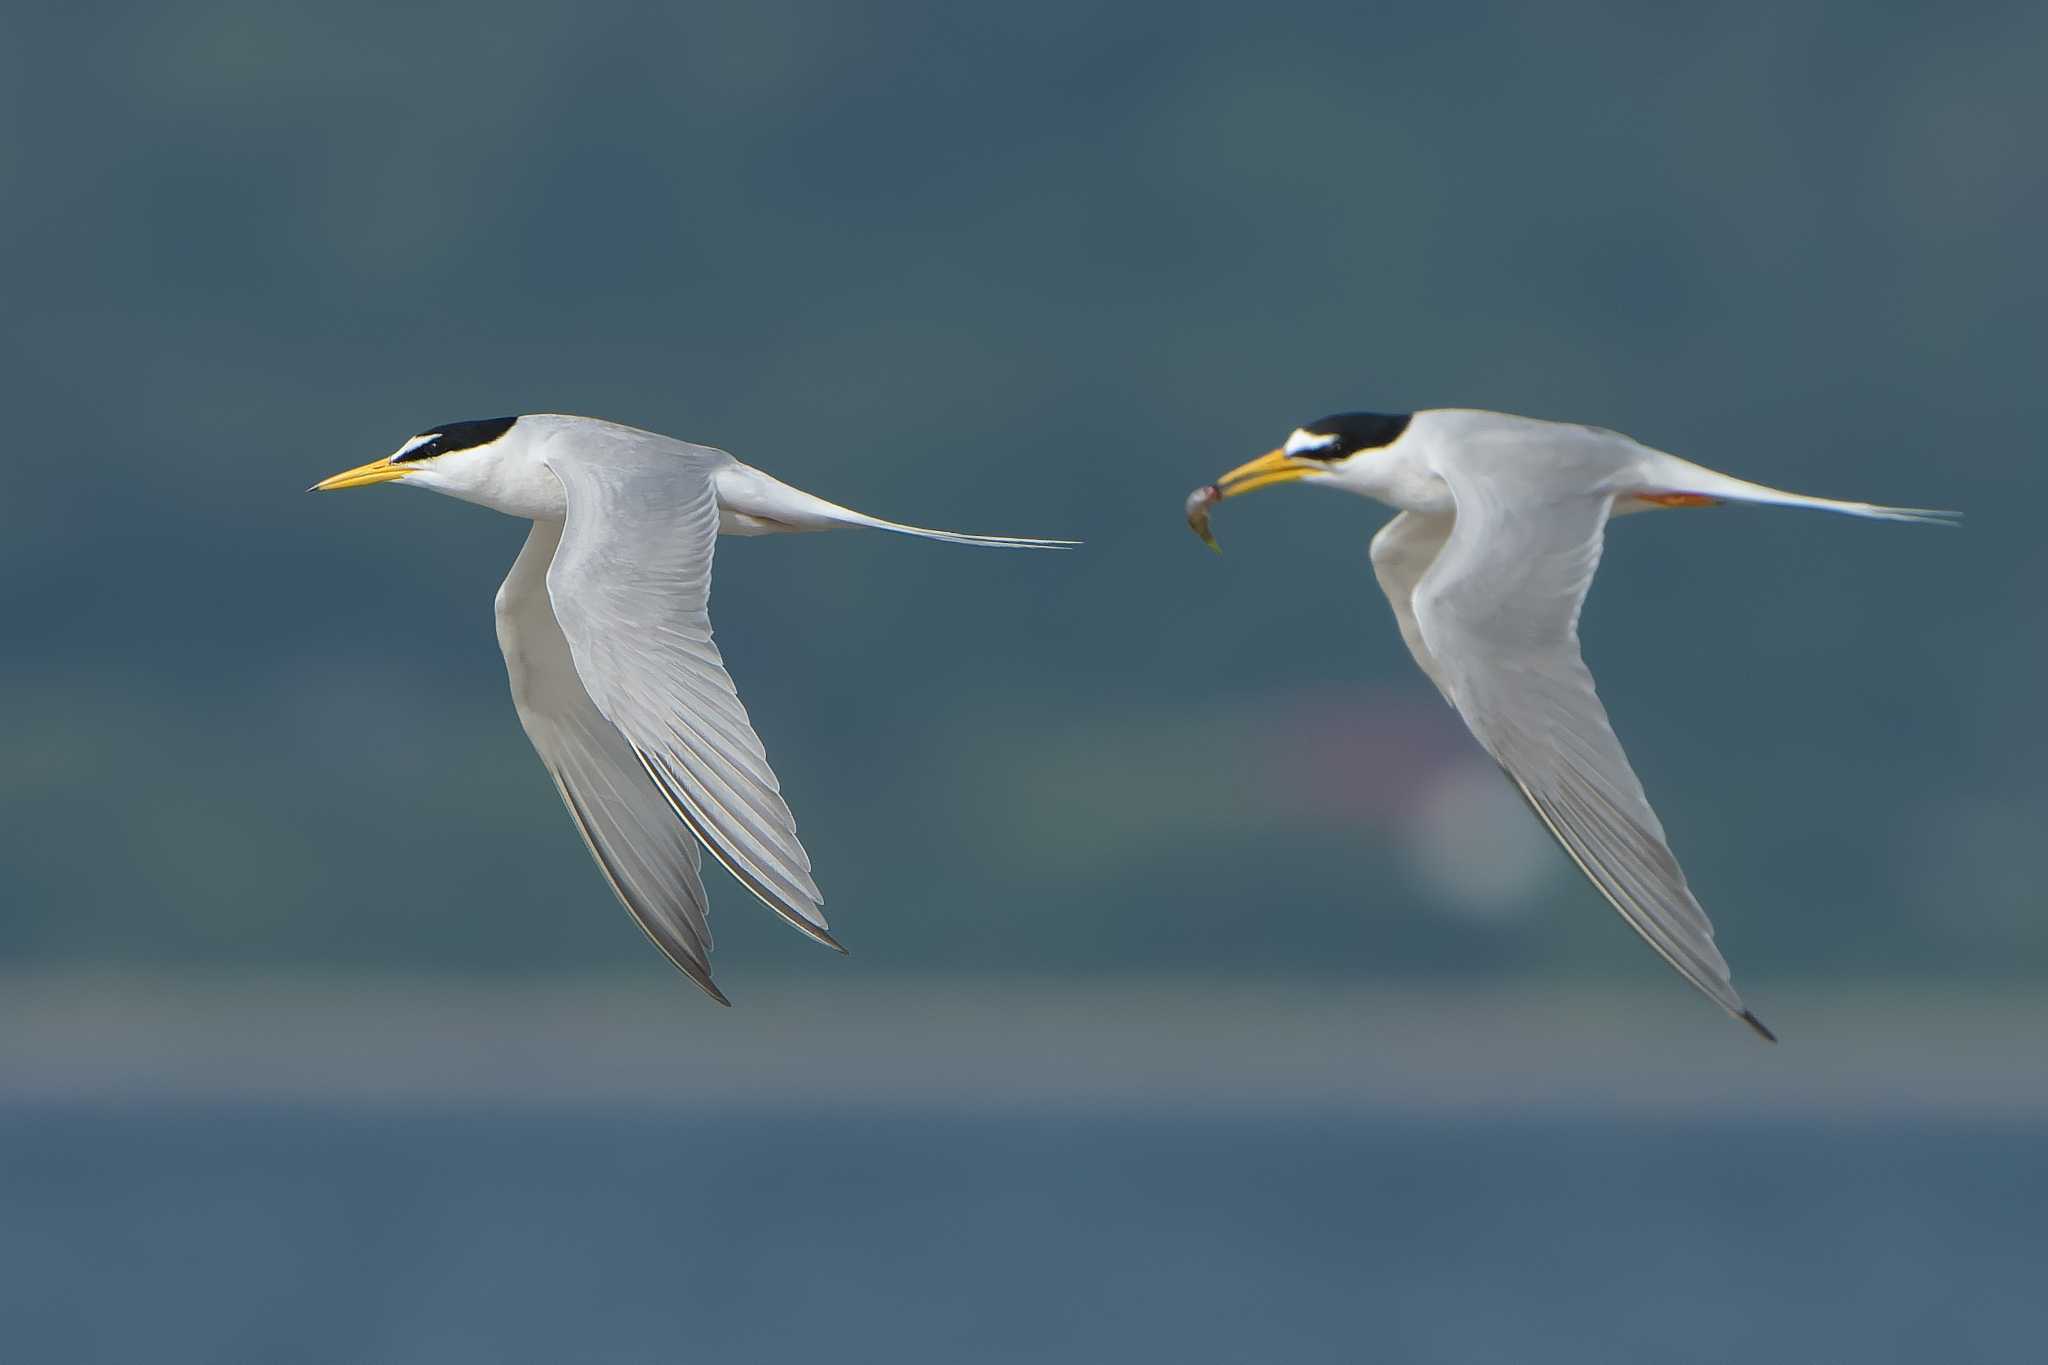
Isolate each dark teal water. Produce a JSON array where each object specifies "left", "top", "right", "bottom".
[{"left": 2, "top": 1106, "right": 2040, "bottom": 1363}]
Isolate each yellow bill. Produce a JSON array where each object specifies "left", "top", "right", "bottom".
[
  {"left": 1183, "top": 448, "right": 1317, "bottom": 552},
  {"left": 309, "top": 456, "right": 412, "bottom": 493}
]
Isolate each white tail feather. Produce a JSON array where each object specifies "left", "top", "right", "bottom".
[
  {"left": 833, "top": 509, "right": 1078, "bottom": 548},
  {"left": 1640, "top": 455, "right": 1961, "bottom": 526},
  {"left": 713, "top": 461, "right": 1077, "bottom": 547}
]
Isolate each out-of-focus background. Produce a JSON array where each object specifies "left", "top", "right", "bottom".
[{"left": 3, "top": 2, "right": 2044, "bottom": 1360}]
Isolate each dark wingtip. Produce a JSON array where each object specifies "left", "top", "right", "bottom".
[
  {"left": 812, "top": 924, "right": 849, "bottom": 955},
  {"left": 1740, "top": 1009, "right": 1777, "bottom": 1043}
]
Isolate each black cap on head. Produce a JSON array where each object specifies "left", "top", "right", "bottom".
[
  {"left": 393, "top": 415, "right": 519, "bottom": 464},
  {"left": 1295, "top": 411, "right": 1412, "bottom": 460}
]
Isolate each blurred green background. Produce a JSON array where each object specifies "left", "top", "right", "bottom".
[{"left": 2, "top": 0, "right": 2041, "bottom": 999}]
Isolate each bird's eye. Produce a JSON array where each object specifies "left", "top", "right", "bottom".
[{"left": 392, "top": 433, "right": 444, "bottom": 464}]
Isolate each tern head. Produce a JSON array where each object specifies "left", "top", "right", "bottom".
[
  {"left": 1225, "top": 411, "right": 1413, "bottom": 492},
  {"left": 311, "top": 416, "right": 524, "bottom": 494},
  {"left": 310, "top": 415, "right": 567, "bottom": 515},
  {"left": 1186, "top": 412, "right": 1413, "bottom": 549}
]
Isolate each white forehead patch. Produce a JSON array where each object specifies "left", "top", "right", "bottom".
[
  {"left": 392, "top": 432, "right": 442, "bottom": 460},
  {"left": 1283, "top": 429, "right": 1339, "bottom": 456}
]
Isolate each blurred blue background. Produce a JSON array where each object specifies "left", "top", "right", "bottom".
[{"left": 2, "top": 1, "right": 2044, "bottom": 1360}]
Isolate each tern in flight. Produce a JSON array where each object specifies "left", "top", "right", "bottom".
[
  {"left": 316, "top": 414, "right": 1070, "bottom": 1002},
  {"left": 1187, "top": 407, "right": 1953, "bottom": 1039}
]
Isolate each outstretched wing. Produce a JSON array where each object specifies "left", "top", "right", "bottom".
[
  {"left": 495, "top": 520, "right": 724, "bottom": 1000},
  {"left": 1409, "top": 444, "right": 1771, "bottom": 1039},
  {"left": 537, "top": 443, "right": 836, "bottom": 950}
]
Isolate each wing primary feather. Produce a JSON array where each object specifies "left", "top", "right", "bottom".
[
  {"left": 632, "top": 743, "right": 847, "bottom": 953},
  {"left": 634, "top": 741, "right": 826, "bottom": 918},
  {"left": 549, "top": 767, "right": 731, "bottom": 1005},
  {"left": 1504, "top": 771, "right": 1766, "bottom": 1037}
]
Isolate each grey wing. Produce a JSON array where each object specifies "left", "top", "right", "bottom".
[
  {"left": 1410, "top": 453, "right": 1771, "bottom": 1039},
  {"left": 539, "top": 446, "right": 836, "bottom": 950},
  {"left": 495, "top": 520, "right": 725, "bottom": 1001},
  {"left": 1368, "top": 511, "right": 1456, "bottom": 699}
]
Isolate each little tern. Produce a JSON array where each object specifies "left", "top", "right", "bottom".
[
  {"left": 315, "top": 414, "right": 1070, "bottom": 1002},
  {"left": 1188, "top": 408, "right": 1955, "bottom": 1039}
]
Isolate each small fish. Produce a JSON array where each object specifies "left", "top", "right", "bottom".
[{"left": 1185, "top": 483, "right": 1223, "bottom": 552}]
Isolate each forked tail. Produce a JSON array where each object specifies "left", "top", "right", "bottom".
[
  {"left": 1639, "top": 455, "right": 1960, "bottom": 526},
  {"left": 714, "top": 462, "right": 1077, "bottom": 547},
  {"left": 833, "top": 509, "right": 1079, "bottom": 548}
]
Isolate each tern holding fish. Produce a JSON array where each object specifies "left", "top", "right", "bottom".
[
  {"left": 1188, "top": 408, "right": 1955, "bottom": 1039},
  {"left": 315, "top": 414, "right": 1072, "bottom": 1002}
]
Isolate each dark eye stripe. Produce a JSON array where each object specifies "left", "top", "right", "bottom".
[{"left": 393, "top": 415, "right": 518, "bottom": 463}]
